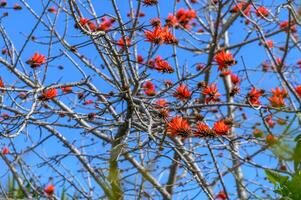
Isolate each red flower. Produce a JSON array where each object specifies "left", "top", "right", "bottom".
[
  {"left": 214, "top": 50, "right": 236, "bottom": 70},
  {"left": 0, "top": 78, "right": 4, "bottom": 93},
  {"left": 118, "top": 37, "right": 131, "bottom": 48},
  {"left": 216, "top": 190, "right": 228, "bottom": 200},
  {"left": 202, "top": 83, "right": 221, "bottom": 103},
  {"left": 175, "top": 8, "right": 196, "bottom": 29},
  {"left": 97, "top": 17, "right": 115, "bottom": 31},
  {"left": 195, "top": 122, "right": 212, "bottom": 137},
  {"left": 213, "top": 120, "right": 230, "bottom": 135},
  {"left": 266, "top": 134, "right": 277, "bottom": 145},
  {"left": 269, "top": 96, "right": 285, "bottom": 108},
  {"left": 264, "top": 40, "right": 274, "bottom": 48},
  {"left": 253, "top": 128, "right": 264, "bottom": 138},
  {"left": 230, "top": 73, "right": 240, "bottom": 85},
  {"left": 40, "top": 88, "right": 57, "bottom": 101},
  {"left": 2, "top": 147, "right": 9, "bottom": 155},
  {"left": 47, "top": 7, "right": 57, "bottom": 14},
  {"left": 230, "top": 2, "right": 251, "bottom": 16},
  {"left": 143, "top": 81, "right": 156, "bottom": 96},
  {"left": 247, "top": 88, "right": 264, "bottom": 106},
  {"left": 79, "top": 17, "right": 89, "bottom": 26},
  {"left": 173, "top": 84, "right": 191, "bottom": 101},
  {"left": 13, "top": 3, "right": 22, "bottom": 10},
  {"left": 27, "top": 52, "right": 46, "bottom": 68},
  {"left": 144, "top": 27, "right": 165, "bottom": 45},
  {"left": 143, "top": 0, "right": 158, "bottom": 6},
  {"left": 83, "top": 99, "right": 93, "bottom": 105},
  {"left": 271, "top": 87, "right": 287, "bottom": 98},
  {"left": 265, "top": 115, "right": 275, "bottom": 128},
  {"left": 155, "top": 99, "right": 168, "bottom": 108},
  {"left": 280, "top": 21, "right": 297, "bottom": 33},
  {"left": 154, "top": 56, "right": 174, "bottom": 73},
  {"left": 137, "top": 55, "right": 144, "bottom": 64},
  {"left": 165, "top": 14, "right": 178, "bottom": 27},
  {"left": 256, "top": 6, "right": 270, "bottom": 18},
  {"left": 167, "top": 116, "right": 191, "bottom": 137},
  {"left": 44, "top": 184, "right": 55, "bottom": 196},
  {"left": 61, "top": 86, "right": 72, "bottom": 93},
  {"left": 295, "top": 85, "right": 301, "bottom": 97},
  {"left": 150, "top": 18, "right": 161, "bottom": 27}
]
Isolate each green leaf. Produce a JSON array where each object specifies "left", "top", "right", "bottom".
[{"left": 265, "top": 169, "right": 289, "bottom": 185}]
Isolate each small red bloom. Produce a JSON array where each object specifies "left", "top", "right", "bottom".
[
  {"left": 230, "top": 73, "right": 240, "bottom": 85},
  {"left": 40, "top": 88, "right": 57, "bottom": 101},
  {"left": 47, "top": 6, "right": 57, "bottom": 14},
  {"left": 280, "top": 21, "right": 297, "bottom": 33},
  {"left": 155, "top": 99, "right": 168, "bottom": 108},
  {"left": 269, "top": 96, "right": 285, "bottom": 108},
  {"left": 214, "top": 50, "right": 236, "bottom": 70},
  {"left": 143, "top": 0, "right": 158, "bottom": 6},
  {"left": 165, "top": 14, "right": 178, "bottom": 27},
  {"left": 167, "top": 116, "right": 191, "bottom": 138},
  {"left": 144, "top": 27, "right": 165, "bottom": 45},
  {"left": 0, "top": 78, "right": 4, "bottom": 93},
  {"left": 266, "top": 134, "right": 277, "bottom": 145},
  {"left": 83, "top": 99, "right": 93, "bottom": 105},
  {"left": 176, "top": 8, "right": 196, "bottom": 29},
  {"left": 44, "top": 184, "right": 55, "bottom": 196},
  {"left": 2, "top": 147, "right": 9, "bottom": 155},
  {"left": 216, "top": 190, "right": 227, "bottom": 200},
  {"left": 256, "top": 6, "right": 270, "bottom": 18},
  {"left": 79, "top": 17, "right": 89, "bottom": 26},
  {"left": 253, "top": 128, "right": 264, "bottom": 138},
  {"left": 143, "top": 81, "right": 156, "bottom": 96},
  {"left": 230, "top": 2, "right": 251, "bottom": 16},
  {"left": 265, "top": 115, "right": 275, "bottom": 128},
  {"left": 118, "top": 37, "right": 131, "bottom": 48},
  {"left": 247, "top": 88, "right": 264, "bottom": 106},
  {"left": 195, "top": 122, "right": 212, "bottom": 137},
  {"left": 13, "top": 3, "right": 22, "bottom": 10},
  {"left": 150, "top": 18, "right": 161, "bottom": 27},
  {"left": 295, "top": 85, "right": 301, "bottom": 97},
  {"left": 137, "top": 55, "right": 144, "bottom": 64},
  {"left": 173, "top": 84, "right": 191, "bottom": 101},
  {"left": 213, "top": 120, "right": 230, "bottom": 136},
  {"left": 154, "top": 56, "right": 174, "bottom": 73},
  {"left": 271, "top": 87, "right": 287, "bottom": 98},
  {"left": 202, "top": 83, "right": 221, "bottom": 103},
  {"left": 61, "top": 86, "right": 72, "bottom": 93},
  {"left": 27, "top": 52, "right": 46, "bottom": 68},
  {"left": 97, "top": 17, "right": 115, "bottom": 31}
]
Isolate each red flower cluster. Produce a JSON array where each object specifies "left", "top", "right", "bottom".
[
  {"left": 143, "top": 81, "right": 156, "bottom": 96},
  {"left": 295, "top": 85, "right": 301, "bottom": 97},
  {"left": 247, "top": 88, "right": 264, "bottom": 106},
  {"left": 230, "top": 2, "right": 251, "bottom": 16},
  {"left": 118, "top": 37, "right": 131, "bottom": 48},
  {"left": 175, "top": 8, "right": 196, "bottom": 29},
  {"left": 167, "top": 116, "right": 191, "bottom": 138},
  {"left": 27, "top": 52, "right": 46, "bottom": 68},
  {"left": 143, "top": 0, "right": 158, "bottom": 6},
  {"left": 165, "top": 14, "right": 178, "bottom": 27},
  {"left": 202, "top": 83, "right": 221, "bottom": 103},
  {"left": 0, "top": 78, "right": 4, "bottom": 93},
  {"left": 44, "top": 184, "right": 55, "bottom": 196},
  {"left": 144, "top": 26, "right": 177, "bottom": 45},
  {"left": 279, "top": 21, "right": 297, "bottom": 33},
  {"left": 148, "top": 56, "right": 174, "bottom": 73},
  {"left": 194, "top": 122, "right": 212, "bottom": 137},
  {"left": 155, "top": 99, "right": 169, "bottom": 118},
  {"left": 98, "top": 17, "right": 115, "bottom": 31},
  {"left": 269, "top": 87, "right": 287, "bottom": 108},
  {"left": 39, "top": 88, "right": 58, "bottom": 101},
  {"left": 215, "top": 190, "right": 228, "bottom": 200},
  {"left": 214, "top": 50, "right": 236, "bottom": 71},
  {"left": 213, "top": 120, "right": 231, "bottom": 136},
  {"left": 173, "top": 84, "right": 191, "bottom": 101},
  {"left": 256, "top": 6, "right": 270, "bottom": 18},
  {"left": 2, "top": 147, "right": 9, "bottom": 155}
]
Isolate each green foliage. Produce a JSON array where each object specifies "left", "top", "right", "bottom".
[{"left": 265, "top": 132, "right": 301, "bottom": 199}]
